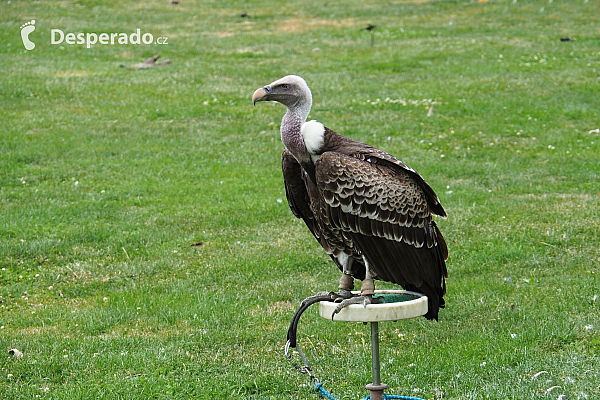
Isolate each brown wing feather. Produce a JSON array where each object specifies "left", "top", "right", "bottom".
[
  {"left": 354, "top": 148, "right": 447, "bottom": 219},
  {"left": 315, "top": 151, "right": 447, "bottom": 320},
  {"left": 282, "top": 148, "right": 317, "bottom": 235},
  {"left": 282, "top": 148, "right": 367, "bottom": 280},
  {"left": 321, "top": 127, "right": 446, "bottom": 218}
]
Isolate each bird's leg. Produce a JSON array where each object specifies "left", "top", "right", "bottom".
[
  {"left": 331, "top": 271, "right": 376, "bottom": 319},
  {"left": 332, "top": 278, "right": 374, "bottom": 316},
  {"left": 336, "top": 272, "right": 355, "bottom": 300},
  {"left": 333, "top": 255, "right": 357, "bottom": 301},
  {"left": 326, "top": 254, "right": 356, "bottom": 301}
]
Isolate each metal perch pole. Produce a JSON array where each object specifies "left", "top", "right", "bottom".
[
  {"left": 366, "top": 321, "right": 388, "bottom": 400},
  {"left": 312, "top": 290, "right": 429, "bottom": 399}
]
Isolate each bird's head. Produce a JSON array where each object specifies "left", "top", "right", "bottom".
[{"left": 252, "top": 75, "right": 312, "bottom": 109}]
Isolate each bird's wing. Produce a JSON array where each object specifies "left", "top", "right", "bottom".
[
  {"left": 353, "top": 147, "right": 447, "bottom": 218},
  {"left": 283, "top": 148, "right": 368, "bottom": 280},
  {"left": 282, "top": 148, "right": 318, "bottom": 237},
  {"left": 321, "top": 127, "right": 446, "bottom": 218},
  {"left": 315, "top": 151, "right": 447, "bottom": 319}
]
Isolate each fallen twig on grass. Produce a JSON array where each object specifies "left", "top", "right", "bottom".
[{"left": 121, "top": 54, "right": 172, "bottom": 70}]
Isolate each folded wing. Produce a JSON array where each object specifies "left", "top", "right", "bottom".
[{"left": 315, "top": 151, "right": 448, "bottom": 319}]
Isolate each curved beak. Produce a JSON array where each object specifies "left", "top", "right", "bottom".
[{"left": 252, "top": 86, "right": 269, "bottom": 106}]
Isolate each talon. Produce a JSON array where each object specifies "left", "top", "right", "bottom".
[
  {"left": 332, "top": 289, "right": 353, "bottom": 303},
  {"left": 301, "top": 291, "right": 335, "bottom": 306},
  {"left": 331, "top": 294, "right": 373, "bottom": 320},
  {"left": 303, "top": 289, "right": 353, "bottom": 305}
]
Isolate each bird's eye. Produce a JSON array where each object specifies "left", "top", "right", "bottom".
[{"left": 280, "top": 84, "right": 290, "bottom": 90}]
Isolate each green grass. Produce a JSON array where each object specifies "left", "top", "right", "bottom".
[{"left": 1, "top": 0, "right": 599, "bottom": 399}]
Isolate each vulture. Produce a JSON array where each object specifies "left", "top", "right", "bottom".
[{"left": 252, "top": 75, "right": 448, "bottom": 320}]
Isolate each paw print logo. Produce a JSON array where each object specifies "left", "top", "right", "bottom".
[{"left": 20, "top": 20, "right": 36, "bottom": 50}]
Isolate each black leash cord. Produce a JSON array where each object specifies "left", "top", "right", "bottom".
[{"left": 286, "top": 293, "right": 333, "bottom": 348}]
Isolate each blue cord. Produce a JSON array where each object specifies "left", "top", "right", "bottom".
[
  {"left": 313, "top": 381, "right": 427, "bottom": 400},
  {"left": 362, "top": 396, "right": 427, "bottom": 400},
  {"left": 314, "top": 381, "right": 342, "bottom": 400}
]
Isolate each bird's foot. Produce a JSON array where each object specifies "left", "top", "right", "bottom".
[
  {"left": 300, "top": 291, "right": 335, "bottom": 307},
  {"left": 300, "top": 289, "right": 354, "bottom": 307},
  {"left": 332, "top": 289, "right": 354, "bottom": 302},
  {"left": 331, "top": 294, "right": 374, "bottom": 320}
]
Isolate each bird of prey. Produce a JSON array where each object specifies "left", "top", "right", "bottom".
[{"left": 252, "top": 75, "right": 448, "bottom": 319}]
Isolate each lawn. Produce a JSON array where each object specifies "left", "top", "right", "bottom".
[{"left": 1, "top": 0, "right": 599, "bottom": 399}]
